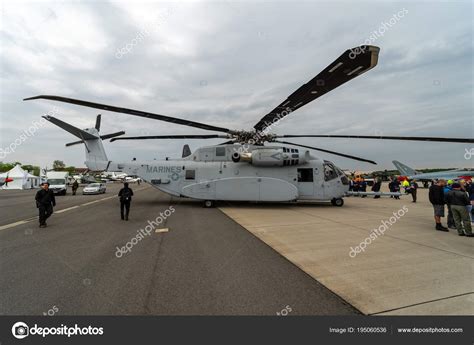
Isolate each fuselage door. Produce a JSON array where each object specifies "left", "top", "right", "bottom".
[{"left": 297, "top": 168, "right": 314, "bottom": 196}]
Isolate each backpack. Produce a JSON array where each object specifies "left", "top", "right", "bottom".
[{"left": 121, "top": 188, "right": 132, "bottom": 201}]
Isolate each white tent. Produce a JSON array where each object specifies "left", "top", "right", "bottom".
[{"left": 0, "top": 164, "right": 40, "bottom": 190}]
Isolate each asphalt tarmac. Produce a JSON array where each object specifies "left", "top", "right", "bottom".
[{"left": 0, "top": 184, "right": 359, "bottom": 315}]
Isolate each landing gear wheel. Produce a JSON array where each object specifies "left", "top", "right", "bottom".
[
  {"left": 331, "top": 198, "right": 344, "bottom": 207},
  {"left": 204, "top": 200, "right": 215, "bottom": 208}
]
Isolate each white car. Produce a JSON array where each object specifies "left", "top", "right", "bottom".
[{"left": 82, "top": 183, "right": 106, "bottom": 195}]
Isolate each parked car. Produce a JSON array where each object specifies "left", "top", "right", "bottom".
[{"left": 82, "top": 183, "right": 106, "bottom": 195}]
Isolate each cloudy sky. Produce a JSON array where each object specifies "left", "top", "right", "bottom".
[{"left": 1, "top": 0, "right": 472, "bottom": 171}]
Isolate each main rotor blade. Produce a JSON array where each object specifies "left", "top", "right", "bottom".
[
  {"left": 254, "top": 45, "right": 380, "bottom": 132},
  {"left": 274, "top": 140, "right": 377, "bottom": 165},
  {"left": 218, "top": 140, "right": 236, "bottom": 145},
  {"left": 24, "top": 95, "right": 231, "bottom": 134},
  {"left": 277, "top": 134, "right": 474, "bottom": 144},
  {"left": 110, "top": 134, "right": 227, "bottom": 142}
]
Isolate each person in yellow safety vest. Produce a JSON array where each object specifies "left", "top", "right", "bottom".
[{"left": 402, "top": 179, "right": 410, "bottom": 195}]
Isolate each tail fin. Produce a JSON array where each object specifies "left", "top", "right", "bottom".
[
  {"left": 392, "top": 160, "right": 418, "bottom": 176},
  {"left": 43, "top": 115, "right": 115, "bottom": 171}
]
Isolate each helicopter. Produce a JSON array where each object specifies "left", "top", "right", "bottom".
[{"left": 24, "top": 45, "right": 473, "bottom": 207}]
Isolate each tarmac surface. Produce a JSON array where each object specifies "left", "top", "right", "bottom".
[
  {"left": 0, "top": 183, "right": 358, "bottom": 315},
  {"left": 220, "top": 186, "right": 474, "bottom": 315}
]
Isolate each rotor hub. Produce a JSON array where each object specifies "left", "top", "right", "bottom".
[{"left": 230, "top": 130, "right": 277, "bottom": 145}]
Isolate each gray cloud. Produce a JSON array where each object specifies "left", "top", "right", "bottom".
[{"left": 1, "top": 0, "right": 472, "bottom": 171}]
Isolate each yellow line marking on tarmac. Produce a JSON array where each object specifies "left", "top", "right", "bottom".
[
  {"left": 155, "top": 228, "right": 169, "bottom": 233},
  {"left": 0, "top": 221, "right": 30, "bottom": 231},
  {"left": 82, "top": 196, "right": 115, "bottom": 206},
  {"left": 0, "top": 195, "right": 117, "bottom": 231},
  {"left": 55, "top": 206, "right": 80, "bottom": 213}
]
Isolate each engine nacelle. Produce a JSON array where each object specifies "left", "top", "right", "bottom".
[{"left": 232, "top": 148, "right": 307, "bottom": 166}]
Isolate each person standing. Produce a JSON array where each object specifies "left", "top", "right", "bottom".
[
  {"left": 35, "top": 182, "right": 56, "bottom": 228},
  {"left": 372, "top": 177, "right": 382, "bottom": 199},
  {"left": 410, "top": 179, "right": 419, "bottom": 203},
  {"left": 466, "top": 180, "right": 474, "bottom": 222},
  {"left": 444, "top": 180, "right": 455, "bottom": 229},
  {"left": 72, "top": 180, "right": 79, "bottom": 195},
  {"left": 118, "top": 182, "right": 134, "bottom": 221},
  {"left": 446, "top": 183, "right": 473, "bottom": 237},
  {"left": 428, "top": 179, "right": 448, "bottom": 231},
  {"left": 391, "top": 177, "right": 401, "bottom": 199},
  {"left": 360, "top": 178, "right": 367, "bottom": 198}
]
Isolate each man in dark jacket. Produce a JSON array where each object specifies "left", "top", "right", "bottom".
[
  {"left": 389, "top": 178, "right": 401, "bottom": 199},
  {"left": 428, "top": 179, "right": 448, "bottom": 231},
  {"left": 371, "top": 177, "right": 382, "bottom": 199},
  {"left": 446, "top": 183, "right": 473, "bottom": 236},
  {"left": 118, "top": 182, "right": 134, "bottom": 221},
  {"left": 35, "top": 182, "right": 56, "bottom": 228}
]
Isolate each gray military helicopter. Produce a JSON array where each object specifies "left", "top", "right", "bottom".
[{"left": 24, "top": 45, "right": 473, "bottom": 207}]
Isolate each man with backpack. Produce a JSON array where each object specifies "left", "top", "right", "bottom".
[{"left": 118, "top": 182, "right": 134, "bottom": 221}]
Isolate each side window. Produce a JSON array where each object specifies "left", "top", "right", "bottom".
[
  {"left": 216, "top": 147, "right": 226, "bottom": 157},
  {"left": 297, "top": 168, "right": 314, "bottom": 182},
  {"left": 185, "top": 170, "right": 195, "bottom": 180},
  {"left": 324, "top": 163, "right": 338, "bottom": 181}
]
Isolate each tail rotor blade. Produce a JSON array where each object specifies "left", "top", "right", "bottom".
[
  {"left": 65, "top": 140, "right": 84, "bottom": 147},
  {"left": 100, "top": 131, "right": 125, "bottom": 140},
  {"left": 66, "top": 131, "right": 125, "bottom": 146}
]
